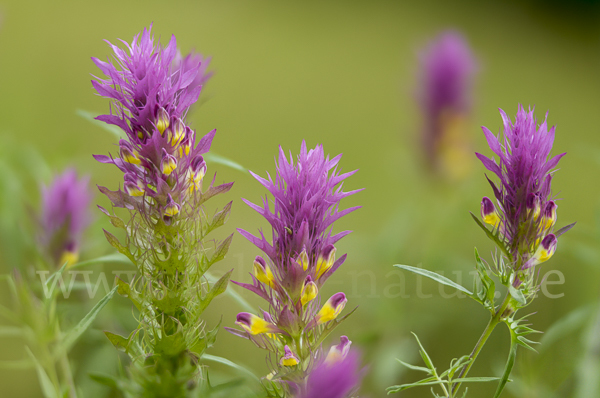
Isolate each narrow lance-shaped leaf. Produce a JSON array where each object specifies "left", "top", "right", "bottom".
[
  {"left": 205, "top": 201, "right": 232, "bottom": 236},
  {"left": 394, "top": 264, "right": 473, "bottom": 296},
  {"left": 25, "top": 347, "right": 58, "bottom": 398},
  {"left": 76, "top": 109, "right": 126, "bottom": 140},
  {"left": 203, "top": 152, "right": 248, "bottom": 173},
  {"left": 45, "top": 261, "right": 68, "bottom": 288},
  {"left": 453, "top": 377, "right": 503, "bottom": 383},
  {"left": 205, "top": 271, "right": 254, "bottom": 312},
  {"left": 199, "top": 270, "right": 233, "bottom": 314},
  {"left": 554, "top": 222, "right": 576, "bottom": 238},
  {"left": 205, "top": 234, "right": 233, "bottom": 271},
  {"left": 203, "top": 354, "right": 259, "bottom": 381},
  {"left": 71, "top": 252, "right": 132, "bottom": 269},
  {"left": 470, "top": 212, "right": 512, "bottom": 261},
  {"left": 411, "top": 332, "right": 435, "bottom": 370},
  {"left": 60, "top": 286, "right": 117, "bottom": 353},
  {"left": 387, "top": 378, "right": 444, "bottom": 394},
  {"left": 396, "top": 359, "right": 433, "bottom": 375}
]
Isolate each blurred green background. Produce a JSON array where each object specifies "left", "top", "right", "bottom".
[{"left": 0, "top": 0, "right": 599, "bottom": 397}]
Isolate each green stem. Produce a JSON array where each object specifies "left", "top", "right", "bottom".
[
  {"left": 58, "top": 350, "right": 77, "bottom": 398},
  {"left": 56, "top": 322, "right": 77, "bottom": 398},
  {"left": 450, "top": 294, "right": 512, "bottom": 396},
  {"left": 492, "top": 333, "right": 518, "bottom": 398},
  {"left": 435, "top": 371, "right": 450, "bottom": 398}
]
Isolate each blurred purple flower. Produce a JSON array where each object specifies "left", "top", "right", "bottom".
[
  {"left": 477, "top": 105, "right": 566, "bottom": 265},
  {"left": 303, "top": 349, "right": 364, "bottom": 398},
  {"left": 40, "top": 169, "right": 92, "bottom": 265},
  {"left": 418, "top": 31, "right": 477, "bottom": 173}
]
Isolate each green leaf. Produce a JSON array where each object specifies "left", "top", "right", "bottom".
[
  {"left": 102, "top": 230, "right": 128, "bottom": 255},
  {"left": 396, "top": 359, "right": 432, "bottom": 375},
  {"left": 203, "top": 354, "right": 259, "bottom": 381},
  {"left": 104, "top": 331, "right": 127, "bottom": 353},
  {"left": 394, "top": 264, "right": 473, "bottom": 296},
  {"left": 104, "top": 330, "right": 142, "bottom": 358},
  {"left": 387, "top": 378, "right": 443, "bottom": 394},
  {"left": 203, "top": 152, "right": 247, "bottom": 173},
  {"left": 410, "top": 332, "right": 435, "bottom": 371},
  {"left": 515, "top": 336, "right": 539, "bottom": 352},
  {"left": 60, "top": 286, "right": 117, "bottom": 353},
  {"left": 199, "top": 270, "right": 233, "bottom": 314},
  {"left": 205, "top": 234, "right": 233, "bottom": 271},
  {"left": 470, "top": 212, "right": 512, "bottom": 260},
  {"left": 76, "top": 109, "right": 126, "bottom": 140},
  {"left": 473, "top": 248, "right": 496, "bottom": 309},
  {"left": 25, "top": 347, "right": 58, "bottom": 398},
  {"left": 508, "top": 285, "right": 526, "bottom": 306},
  {"left": 443, "top": 355, "right": 472, "bottom": 379},
  {"left": 554, "top": 222, "right": 576, "bottom": 238},
  {"left": 71, "top": 252, "right": 132, "bottom": 269},
  {"left": 114, "top": 277, "right": 141, "bottom": 310},
  {"left": 453, "top": 377, "right": 502, "bottom": 383},
  {"left": 45, "top": 262, "right": 68, "bottom": 288},
  {"left": 205, "top": 201, "right": 232, "bottom": 237},
  {"left": 205, "top": 272, "right": 254, "bottom": 312}
]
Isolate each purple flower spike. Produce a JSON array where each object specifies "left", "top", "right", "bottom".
[
  {"left": 238, "top": 141, "right": 362, "bottom": 287},
  {"left": 41, "top": 169, "right": 92, "bottom": 265},
  {"left": 477, "top": 105, "right": 566, "bottom": 265},
  {"left": 92, "top": 24, "right": 211, "bottom": 141},
  {"left": 303, "top": 350, "right": 364, "bottom": 398},
  {"left": 418, "top": 31, "right": 477, "bottom": 170},
  {"left": 93, "top": 26, "right": 220, "bottom": 218},
  {"left": 230, "top": 141, "right": 363, "bottom": 394}
]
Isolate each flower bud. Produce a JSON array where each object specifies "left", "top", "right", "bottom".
[
  {"left": 532, "top": 234, "right": 557, "bottom": 265},
  {"left": 315, "top": 244, "right": 336, "bottom": 279},
  {"left": 171, "top": 118, "right": 186, "bottom": 145},
  {"left": 280, "top": 345, "right": 300, "bottom": 367},
  {"left": 526, "top": 192, "right": 541, "bottom": 220},
  {"left": 119, "top": 140, "right": 140, "bottom": 165},
  {"left": 161, "top": 149, "right": 177, "bottom": 176},
  {"left": 236, "top": 312, "right": 279, "bottom": 335},
  {"left": 164, "top": 194, "right": 180, "bottom": 217},
  {"left": 297, "top": 248, "right": 309, "bottom": 271},
  {"left": 124, "top": 174, "right": 145, "bottom": 197},
  {"left": 156, "top": 107, "right": 169, "bottom": 135},
  {"left": 178, "top": 136, "right": 192, "bottom": 157},
  {"left": 541, "top": 201, "right": 557, "bottom": 230},
  {"left": 253, "top": 256, "right": 275, "bottom": 288},
  {"left": 188, "top": 156, "right": 207, "bottom": 193},
  {"left": 301, "top": 276, "right": 318, "bottom": 306},
  {"left": 59, "top": 241, "right": 80, "bottom": 268},
  {"left": 481, "top": 197, "right": 500, "bottom": 228},
  {"left": 317, "top": 292, "right": 347, "bottom": 324},
  {"left": 325, "top": 336, "right": 352, "bottom": 365}
]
